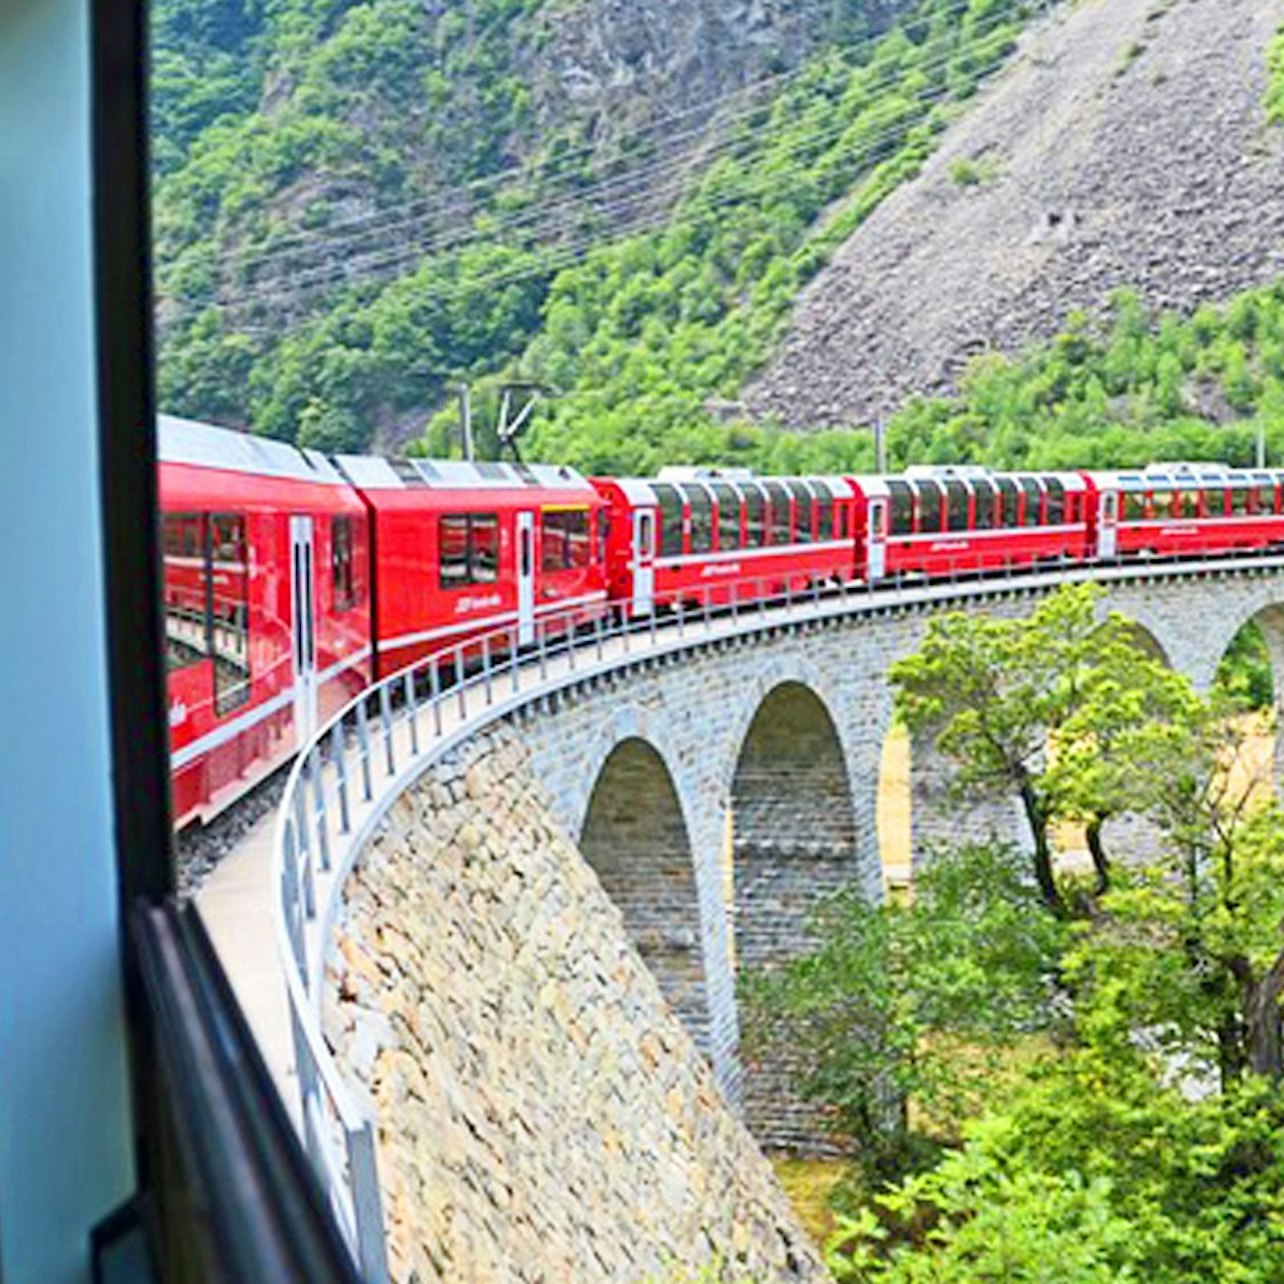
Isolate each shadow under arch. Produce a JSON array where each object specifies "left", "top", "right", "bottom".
[
  {"left": 729, "top": 680, "right": 857, "bottom": 1155},
  {"left": 729, "top": 681, "right": 859, "bottom": 970},
  {"left": 579, "top": 736, "right": 714, "bottom": 1058}
]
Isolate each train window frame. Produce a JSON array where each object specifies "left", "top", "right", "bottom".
[
  {"left": 331, "top": 514, "right": 358, "bottom": 612},
  {"left": 653, "top": 483, "right": 685, "bottom": 558},
  {"left": 596, "top": 509, "right": 610, "bottom": 562},
  {"left": 1230, "top": 487, "right": 1251, "bottom": 517},
  {"left": 788, "top": 480, "right": 814, "bottom": 543},
  {"left": 711, "top": 482, "right": 741, "bottom": 551},
  {"left": 972, "top": 479, "right": 996, "bottom": 531},
  {"left": 916, "top": 481, "right": 943, "bottom": 534},
  {"left": 1123, "top": 490, "right": 1146, "bottom": 522},
  {"left": 1255, "top": 483, "right": 1277, "bottom": 515},
  {"left": 541, "top": 507, "right": 591, "bottom": 572},
  {"left": 683, "top": 484, "right": 715, "bottom": 556},
  {"left": 1019, "top": 477, "right": 1043, "bottom": 527},
  {"left": 996, "top": 477, "right": 1020, "bottom": 527},
  {"left": 1045, "top": 479, "right": 1066, "bottom": 527},
  {"left": 1174, "top": 489, "right": 1198, "bottom": 519},
  {"left": 943, "top": 480, "right": 969, "bottom": 533},
  {"left": 812, "top": 481, "right": 836, "bottom": 541},
  {"left": 438, "top": 511, "right": 501, "bottom": 588},
  {"left": 742, "top": 481, "right": 768, "bottom": 548},
  {"left": 888, "top": 482, "right": 913, "bottom": 536},
  {"left": 163, "top": 511, "right": 210, "bottom": 674},
  {"left": 210, "top": 511, "right": 250, "bottom": 717},
  {"left": 763, "top": 480, "right": 791, "bottom": 545}
]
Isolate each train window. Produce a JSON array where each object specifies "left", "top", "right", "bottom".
[
  {"left": 1123, "top": 491, "right": 1146, "bottom": 521},
  {"left": 916, "top": 482, "right": 943, "bottom": 533},
  {"left": 712, "top": 483, "right": 741, "bottom": 550},
  {"left": 1230, "top": 487, "right": 1251, "bottom": 517},
  {"left": 1019, "top": 478, "right": 1042, "bottom": 526},
  {"left": 439, "top": 513, "right": 500, "bottom": 587},
  {"left": 943, "top": 480, "right": 969, "bottom": 532},
  {"left": 789, "top": 481, "right": 814, "bottom": 543},
  {"left": 1045, "top": 480, "right": 1066, "bottom": 526},
  {"left": 684, "top": 485, "right": 714, "bottom": 555},
  {"left": 653, "top": 483, "right": 685, "bottom": 558},
  {"left": 1257, "top": 484, "right": 1277, "bottom": 515},
  {"left": 439, "top": 515, "right": 470, "bottom": 588},
  {"left": 763, "top": 480, "right": 791, "bottom": 544},
  {"left": 816, "top": 496, "right": 833, "bottom": 540},
  {"left": 211, "top": 513, "right": 250, "bottom": 716},
  {"left": 1175, "top": 490, "right": 1198, "bottom": 519},
  {"left": 743, "top": 482, "right": 768, "bottom": 547},
  {"left": 996, "top": 477, "right": 1019, "bottom": 526},
  {"left": 163, "top": 512, "right": 209, "bottom": 673},
  {"left": 471, "top": 514, "right": 499, "bottom": 581},
  {"left": 972, "top": 480, "right": 996, "bottom": 530},
  {"left": 332, "top": 515, "right": 357, "bottom": 611},
  {"left": 542, "top": 508, "right": 590, "bottom": 571},
  {"left": 596, "top": 509, "right": 610, "bottom": 562},
  {"left": 888, "top": 482, "right": 913, "bottom": 536}
]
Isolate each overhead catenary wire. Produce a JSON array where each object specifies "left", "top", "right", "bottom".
[
  {"left": 160, "top": 3, "right": 1032, "bottom": 310},
  {"left": 190, "top": 0, "right": 1010, "bottom": 271},
  {"left": 160, "top": 10, "right": 1035, "bottom": 322}
]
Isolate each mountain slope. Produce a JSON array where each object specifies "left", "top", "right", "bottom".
[{"left": 747, "top": 0, "right": 1284, "bottom": 428}]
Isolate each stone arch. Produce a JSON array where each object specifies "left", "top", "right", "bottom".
[
  {"left": 579, "top": 736, "right": 715, "bottom": 1059},
  {"left": 728, "top": 681, "right": 859, "bottom": 973},
  {"left": 1121, "top": 620, "right": 1173, "bottom": 669},
  {"left": 1212, "top": 602, "right": 1284, "bottom": 795},
  {"left": 727, "top": 680, "right": 859, "bottom": 1154}
]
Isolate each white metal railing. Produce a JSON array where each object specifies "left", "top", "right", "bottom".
[{"left": 270, "top": 546, "right": 1284, "bottom": 1279}]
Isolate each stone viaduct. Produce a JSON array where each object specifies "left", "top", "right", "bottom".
[{"left": 312, "top": 557, "right": 1284, "bottom": 1280}]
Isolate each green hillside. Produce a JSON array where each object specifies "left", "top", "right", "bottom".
[{"left": 153, "top": 0, "right": 1044, "bottom": 457}]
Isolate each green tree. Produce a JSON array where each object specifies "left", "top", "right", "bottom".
[{"left": 888, "top": 584, "right": 1187, "bottom": 917}]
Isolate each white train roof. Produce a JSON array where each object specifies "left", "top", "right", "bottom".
[
  {"left": 612, "top": 476, "right": 857, "bottom": 503},
  {"left": 159, "top": 414, "right": 350, "bottom": 486},
  {"left": 1098, "top": 464, "right": 1282, "bottom": 490},
  {"left": 335, "top": 454, "right": 591, "bottom": 491},
  {"left": 894, "top": 467, "right": 1087, "bottom": 492}
]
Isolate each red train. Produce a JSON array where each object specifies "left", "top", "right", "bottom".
[{"left": 161, "top": 417, "right": 1284, "bottom": 827}]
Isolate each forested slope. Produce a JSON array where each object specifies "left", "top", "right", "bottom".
[
  {"left": 153, "top": 0, "right": 1046, "bottom": 457},
  {"left": 748, "top": 0, "right": 1284, "bottom": 428}
]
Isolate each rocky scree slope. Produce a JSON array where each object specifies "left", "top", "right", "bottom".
[{"left": 747, "top": 0, "right": 1284, "bottom": 428}]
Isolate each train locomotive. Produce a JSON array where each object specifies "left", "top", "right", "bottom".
[{"left": 161, "top": 415, "right": 1284, "bottom": 827}]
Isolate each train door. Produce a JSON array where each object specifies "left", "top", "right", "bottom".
[
  {"left": 1097, "top": 490, "right": 1119, "bottom": 560},
  {"left": 289, "top": 515, "right": 318, "bottom": 747},
  {"left": 632, "top": 507, "right": 656, "bottom": 616},
  {"left": 517, "top": 510, "right": 536, "bottom": 646},
  {"left": 867, "top": 498, "right": 888, "bottom": 583}
]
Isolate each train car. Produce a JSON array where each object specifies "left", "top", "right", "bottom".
[
  {"left": 336, "top": 454, "right": 610, "bottom": 675},
  {"left": 591, "top": 472, "right": 861, "bottom": 616},
  {"left": 857, "top": 467, "right": 1094, "bottom": 581},
  {"left": 1088, "top": 464, "right": 1284, "bottom": 562},
  {"left": 160, "top": 416, "right": 373, "bottom": 827}
]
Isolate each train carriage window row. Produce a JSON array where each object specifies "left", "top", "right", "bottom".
[{"left": 439, "top": 513, "right": 500, "bottom": 588}]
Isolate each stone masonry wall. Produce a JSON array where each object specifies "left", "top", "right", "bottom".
[{"left": 327, "top": 725, "right": 827, "bottom": 1284}]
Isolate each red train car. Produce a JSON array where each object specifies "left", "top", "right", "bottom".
[
  {"left": 335, "top": 453, "right": 610, "bottom": 675},
  {"left": 591, "top": 471, "right": 861, "bottom": 615},
  {"left": 1088, "top": 464, "right": 1284, "bottom": 562},
  {"left": 160, "top": 416, "right": 373, "bottom": 827},
  {"left": 858, "top": 467, "right": 1094, "bottom": 580}
]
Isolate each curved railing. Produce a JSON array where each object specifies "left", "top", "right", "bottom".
[{"left": 270, "top": 548, "right": 1284, "bottom": 1280}]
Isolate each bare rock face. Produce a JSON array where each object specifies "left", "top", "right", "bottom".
[
  {"left": 327, "top": 725, "right": 828, "bottom": 1284},
  {"left": 746, "top": 0, "right": 1284, "bottom": 429}
]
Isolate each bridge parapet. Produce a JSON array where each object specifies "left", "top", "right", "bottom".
[{"left": 268, "top": 553, "right": 1284, "bottom": 1277}]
